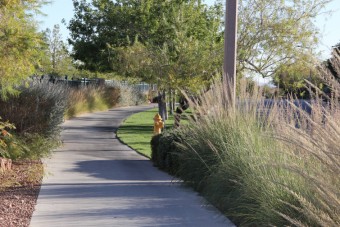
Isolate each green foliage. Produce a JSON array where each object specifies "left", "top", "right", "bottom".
[
  {"left": 0, "top": 118, "right": 21, "bottom": 159},
  {"left": 0, "top": 131, "right": 58, "bottom": 161},
  {"left": 18, "top": 133, "right": 59, "bottom": 160},
  {"left": 150, "top": 130, "right": 184, "bottom": 175},
  {"left": 272, "top": 62, "right": 322, "bottom": 98},
  {"left": 0, "top": 0, "right": 47, "bottom": 98},
  {"left": 0, "top": 117, "right": 55, "bottom": 160},
  {"left": 237, "top": 0, "right": 330, "bottom": 78},
  {"left": 68, "top": 0, "right": 223, "bottom": 91},
  {"left": 68, "top": 0, "right": 330, "bottom": 84},
  {"left": 40, "top": 24, "right": 76, "bottom": 76},
  {"left": 117, "top": 108, "right": 176, "bottom": 158}
]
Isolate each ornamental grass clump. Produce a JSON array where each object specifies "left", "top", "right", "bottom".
[
  {"left": 65, "top": 82, "right": 146, "bottom": 118},
  {"left": 65, "top": 85, "right": 111, "bottom": 118},
  {"left": 105, "top": 81, "right": 147, "bottom": 106},
  {"left": 174, "top": 74, "right": 339, "bottom": 226},
  {"left": 269, "top": 56, "right": 340, "bottom": 226}
]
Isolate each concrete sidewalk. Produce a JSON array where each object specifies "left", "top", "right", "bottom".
[{"left": 30, "top": 105, "right": 234, "bottom": 227}]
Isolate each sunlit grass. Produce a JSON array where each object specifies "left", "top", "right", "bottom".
[{"left": 117, "top": 108, "right": 175, "bottom": 158}]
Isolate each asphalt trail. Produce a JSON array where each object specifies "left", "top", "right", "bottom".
[{"left": 30, "top": 105, "right": 234, "bottom": 227}]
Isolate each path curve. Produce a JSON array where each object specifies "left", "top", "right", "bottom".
[{"left": 30, "top": 105, "right": 234, "bottom": 227}]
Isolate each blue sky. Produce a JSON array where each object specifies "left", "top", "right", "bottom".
[{"left": 36, "top": 0, "right": 340, "bottom": 59}]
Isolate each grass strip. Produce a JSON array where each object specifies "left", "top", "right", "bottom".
[{"left": 117, "top": 108, "right": 175, "bottom": 158}]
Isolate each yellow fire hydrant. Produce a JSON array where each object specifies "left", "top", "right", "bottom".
[{"left": 153, "top": 113, "right": 164, "bottom": 135}]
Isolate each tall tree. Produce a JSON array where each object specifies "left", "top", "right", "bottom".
[
  {"left": 0, "top": 0, "right": 46, "bottom": 98},
  {"left": 114, "top": 1, "right": 223, "bottom": 89},
  {"left": 68, "top": 0, "right": 223, "bottom": 119},
  {"left": 68, "top": 0, "right": 331, "bottom": 80},
  {"left": 68, "top": 0, "right": 223, "bottom": 72},
  {"left": 41, "top": 24, "right": 75, "bottom": 77},
  {"left": 237, "top": 0, "right": 331, "bottom": 78},
  {"left": 111, "top": 0, "right": 223, "bottom": 119}
]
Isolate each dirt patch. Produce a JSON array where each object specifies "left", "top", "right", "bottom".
[{"left": 0, "top": 161, "right": 43, "bottom": 227}]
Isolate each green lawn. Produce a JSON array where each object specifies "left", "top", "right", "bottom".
[{"left": 117, "top": 108, "right": 175, "bottom": 158}]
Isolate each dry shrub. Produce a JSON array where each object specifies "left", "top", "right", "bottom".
[{"left": 65, "top": 82, "right": 145, "bottom": 118}]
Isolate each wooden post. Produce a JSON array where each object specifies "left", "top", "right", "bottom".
[{"left": 224, "top": 0, "right": 238, "bottom": 106}]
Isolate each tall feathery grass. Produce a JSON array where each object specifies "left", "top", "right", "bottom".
[
  {"left": 167, "top": 63, "right": 339, "bottom": 226},
  {"left": 269, "top": 56, "right": 340, "bottom": 226}
]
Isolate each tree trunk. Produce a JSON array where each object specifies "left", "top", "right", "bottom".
[
  {"left": 172, "top": 90, "right": 176, "bottom": 114},
  {"left": 158, "top": 90, "right": 167, "bottom": 122},
  {"left": 169, "top": 89, "right": 174, "bottom": 115},
  {"left": 174, "top": 95, "right": 189, "bottom": 128}
]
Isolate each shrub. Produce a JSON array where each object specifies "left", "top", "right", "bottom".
[
  {"left": 106, "top": 81, "right": 147, "bottom": 106},
  {"left": 65, "top": 82, "right": 147, "bottom": 118},
  {"left": 0, "top": 118, "right": 23, "bottom": 159},
  {"left": 17, "top": 133, "right": 59, "bottom": 160},
  {"left": 103, "top": 86, "right": 120, "bottom": 107},
  {"left": 0, "top": 81, "right": 68, "bottom": 137},
  {"left": 150, "top": 130, "right": 184, "bottom": 175}
]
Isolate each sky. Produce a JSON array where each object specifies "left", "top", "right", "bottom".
[{"left": 36, "top": 0, "right": 340, "bottom": 60}]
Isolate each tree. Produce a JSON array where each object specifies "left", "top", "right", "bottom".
[
  {"left": 114, "top": 2, "right": 223, "bottom": 89},
  {"left": 272, "top": 62, "right": 318, "bottom": 98},
  {"left": 41, "top": 24, "right": 76, "bottom": 77},
  {"left": 68, "top": 0, "right": 223, "bottom": 72},
  {"left": 68, "top": 0, "right": 331, "bottom": 80},
  {"left": 114, "top": 1, "right": 223, "bottom": 119},
  {"left": 0, "top": 0, "right": 46, "bottom": 98},
  {"left": 68, "top": 0, "right": 223, "bottom": 120},
  {"left": 237, "top": 0, "right": 331, "bottom": 78}
]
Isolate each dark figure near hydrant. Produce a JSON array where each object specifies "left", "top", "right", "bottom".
[{"left": 153, "top": 113, "right": 164, "bottom": 135}]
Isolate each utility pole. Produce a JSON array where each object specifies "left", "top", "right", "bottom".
[{"left": 224, "top": 0, "right": 238, "bottom": 106}]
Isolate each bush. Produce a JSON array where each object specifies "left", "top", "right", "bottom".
[
  {"left": 0, "top": 81, "right": 68, "bottom": 137},
  {"left": 150, "top": 129, "right": 184, "bottom": 175},
  {"left": 0, "top": 119, "right": 23, "bottom": 160},
  {"left": 103, "top": 86, "right": 121, "bottom": 107},
  {"left": 0, "top": 132, "right": 58, "bottom": 161},
  {"left": 114, "top": 82, "right": 147, "bottom": 106},
  {"left": 65, "top": 82, "right": 147, "bottom": 118},
  {"left": 17, "top": 133, "right": 60, "bottom": 160},
  {"left": 0, "top": 80, "right": 147, "bottom": 161},
  {"left": 65, "top": 85, "right": 110, "bottom": 118}
]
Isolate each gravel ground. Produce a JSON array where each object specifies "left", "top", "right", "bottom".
[{"left": 0, "top": 161, "right": 42, "bottom": 227}]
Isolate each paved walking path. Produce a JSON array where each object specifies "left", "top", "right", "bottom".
[{"left": 30, "top": 105, "right": 234, "bottom": 227}]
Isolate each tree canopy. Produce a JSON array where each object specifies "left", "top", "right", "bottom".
[
  {"left": 237, "top": 0, "right": 331, "bottom": 78},
  {"left": 112, "top": 0, "right": 223, "bottom": 92},
  {"left": 0, "top": 0, "right": 46, "bottom": 98},
  {"left": 68, "top": 0, "right": 332, "bottom": 85},
  {"left": 40, "top": 24, "right": 76, "bottom": 77},
  {"left": 68, "top": 0, "right": 223, "bottom": 77}
]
